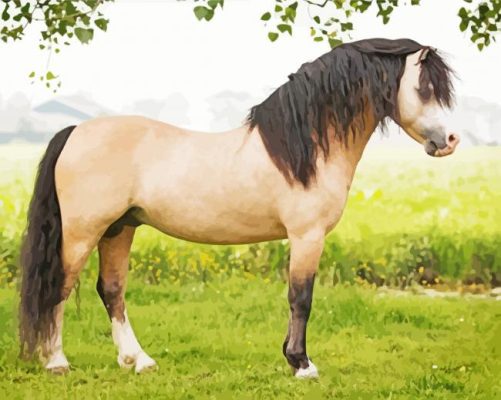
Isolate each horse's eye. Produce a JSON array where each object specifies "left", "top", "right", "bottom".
[{"left": 416, "top": 85, "right": 432, "bottom": 102}]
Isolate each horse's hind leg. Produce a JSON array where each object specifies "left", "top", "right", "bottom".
[
  {"left": 43, "top": 303, "right": 68, "bottom": 373},
  {"left": 44, "top": 228, "right": 99, "bottom": 373},
  {"left": 97, "top": 225, "right": 157, "bottom": 373}
]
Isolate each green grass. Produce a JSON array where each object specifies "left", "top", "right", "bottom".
[
  {"left": 1, "top": 279, "right": 500, "bottom": 399},
  {"left": 1, "top": 144, "right": 500, "bottom": 398}
]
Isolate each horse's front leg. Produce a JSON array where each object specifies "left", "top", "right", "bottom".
[{"left": 283, "top": 229, "right": 324, "bottom": 379}]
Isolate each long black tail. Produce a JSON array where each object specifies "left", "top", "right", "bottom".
[{"left": 19, "top": 126, "right": 76, "bottom": 357}]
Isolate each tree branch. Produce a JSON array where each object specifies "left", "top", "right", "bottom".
[{"left": 304, "top": 0, "right": 330, "bottom": 7}]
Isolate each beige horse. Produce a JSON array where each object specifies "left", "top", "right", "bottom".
[{"left": 19, "top": 38, "right": 459, "bottom": 378}]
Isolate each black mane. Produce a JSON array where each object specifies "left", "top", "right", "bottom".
[{"left": 247, "top": 38, "right": 454, "bottom": 187}]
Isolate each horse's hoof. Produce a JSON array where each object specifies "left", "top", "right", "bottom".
[
  {"left": 118, "top": 354, "right": 136, "bottom": 370},
  {"left": 45, "top": 353, "right": 70, "bottom": 375},
  {"left": 47, "top": 365, "right": 70, "bottom": 375},
  {"left": 294, "top": 359, "right": 319, "bottom": 379},
  {"left": 135, "top": 351, "right": 158, "bottom": 374}
]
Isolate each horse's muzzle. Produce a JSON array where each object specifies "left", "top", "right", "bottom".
[{"left": 425, "top": 134, "right": 460, "bottom": 157}]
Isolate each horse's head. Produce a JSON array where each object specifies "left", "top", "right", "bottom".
[{"left": 395, "top": 48, "right": 459, "bottom": 157}]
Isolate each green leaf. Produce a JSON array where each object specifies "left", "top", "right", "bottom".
[
  {"left": 46, "top": 71, "right": 57, "bottom": 81},
  {"left": 28, "top": 71, "right": 35, "bottom": 78},
  {"left": 204, "top": 9, "right": 215, "bottom": 21},
  {"left": 74, "top": 27, "right": 94, "bottom": 44},
  {"left": 21, "top": 3, "right": 30, "bottom": 15},
  {"left": 58, "top": 21, "right": 68, "bottom": 35},
  {"left": 268, "top": 32, "right": 279, "bottom": 42},
  {"left": 277, "top": 24, "right": 292, "bottom": 35},
  {"left": 285, "top": 6, "right": 296, "bottom": 22},
  {"left": 66, "top": 2, "right": 78, "bottom": 15},
  {"left": 459, "top": 20, "right": 469, "bottom": 32},
  {"left": 94, "top": 18, "right": 108, "bottom": 32},
  {"left": 328, "top": 38, "right": 343, "bottom": 48},
  {"left": 81, "top": 15, "right": 91, "bottom": 26},
  {"left": 314, "top": 36, "right": 324, "bottom": 42},
  {"left": 261, "top": 12, "right": 271, "bottom": 21},
  {"left": 341, "top": 22, "right": 353, "bottom": 32},
  {"left": 478, "top": 4, "right": 489, "bottom": 16},
  {"left": 356, "top": 0, "right": 371, "bottom": 12},
  {"left": 194, "top": 6, "right": 209, "bottom": 21},
  {"left": 208, "top": 0, "right": 219, "bottom": 9},
  {"left": 313, "top": 16, "right": 321, "bottom": 24},
  {"left": 84, "top": 0, "right": 99, "bottom": 8},
  {"left": 1, "top": 3, "right": 10, "bottom": 21},
  {"left": 486, "top": 9, "right": 497, "bottom": 18}
]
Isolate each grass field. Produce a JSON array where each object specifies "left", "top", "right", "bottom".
[
  {"left": 0, "top": 143, "right": 500, "bottom": 398},
  {"left": 1, "top": 279, "right": 500, "bottom": 399}
]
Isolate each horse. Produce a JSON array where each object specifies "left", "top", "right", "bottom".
[{"left": 19, "top": 38, "right": 459, "bottom": 378}]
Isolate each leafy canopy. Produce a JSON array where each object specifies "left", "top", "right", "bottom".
[
  {"left": 1, "top": 0, "right": 500, "bottom": 89},
  {"left": 1, "top": 0, "right": 113, "bottom": 90}
]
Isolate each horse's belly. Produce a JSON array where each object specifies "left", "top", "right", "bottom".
[
  {"left": 141, "top": 213, "right": 287, "bottom": 245},
  {"left": 137, "top": 200, "right": 287, "bottom": 245}
]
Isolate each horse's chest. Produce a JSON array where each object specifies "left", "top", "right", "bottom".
[{"left": 318, "top": 186, "right": 350, "bottom": 232}]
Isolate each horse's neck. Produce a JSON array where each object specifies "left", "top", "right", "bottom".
[{"left": 322, "top": 115, "right": 378, "bottom": 183}]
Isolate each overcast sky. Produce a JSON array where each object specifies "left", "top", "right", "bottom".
[{"left": 0, "top": 0, "right": 500, "bottom": 131}]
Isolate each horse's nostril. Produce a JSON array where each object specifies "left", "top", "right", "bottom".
[{"left": 448, "top": 134, "right": 455, "bottom": 143}]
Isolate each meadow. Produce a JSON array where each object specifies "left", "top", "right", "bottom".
[
  {"left": 1, "top": 279, "right": 500, "bottom": 399},
  {"left": 0, "top": 143, "right": 500, "bottom": 398}
]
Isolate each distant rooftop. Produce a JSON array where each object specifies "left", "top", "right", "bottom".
[{"left": 34, "top": 95, "right": 114, "bottom": 120}]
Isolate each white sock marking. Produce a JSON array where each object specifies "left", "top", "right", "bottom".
[
  {"left": 295, "top": 359, "right": 319, "bottom": 379},
  {"left": 112, "top": 310, "right": 157, "bottom": 372},
  {"left": 44, "top": 303, "right": 69, "bottom": 371},
  {"left": 112, "top": 311, "right": 142, "bottom": 359}
]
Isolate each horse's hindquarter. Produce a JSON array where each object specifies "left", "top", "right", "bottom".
[{"left": 56, "top": 117, "right": 149, "bottom": 237}]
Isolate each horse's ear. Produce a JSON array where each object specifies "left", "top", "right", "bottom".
[{"left": 415, "top": 47, "right": 431, "bottom": 65}]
